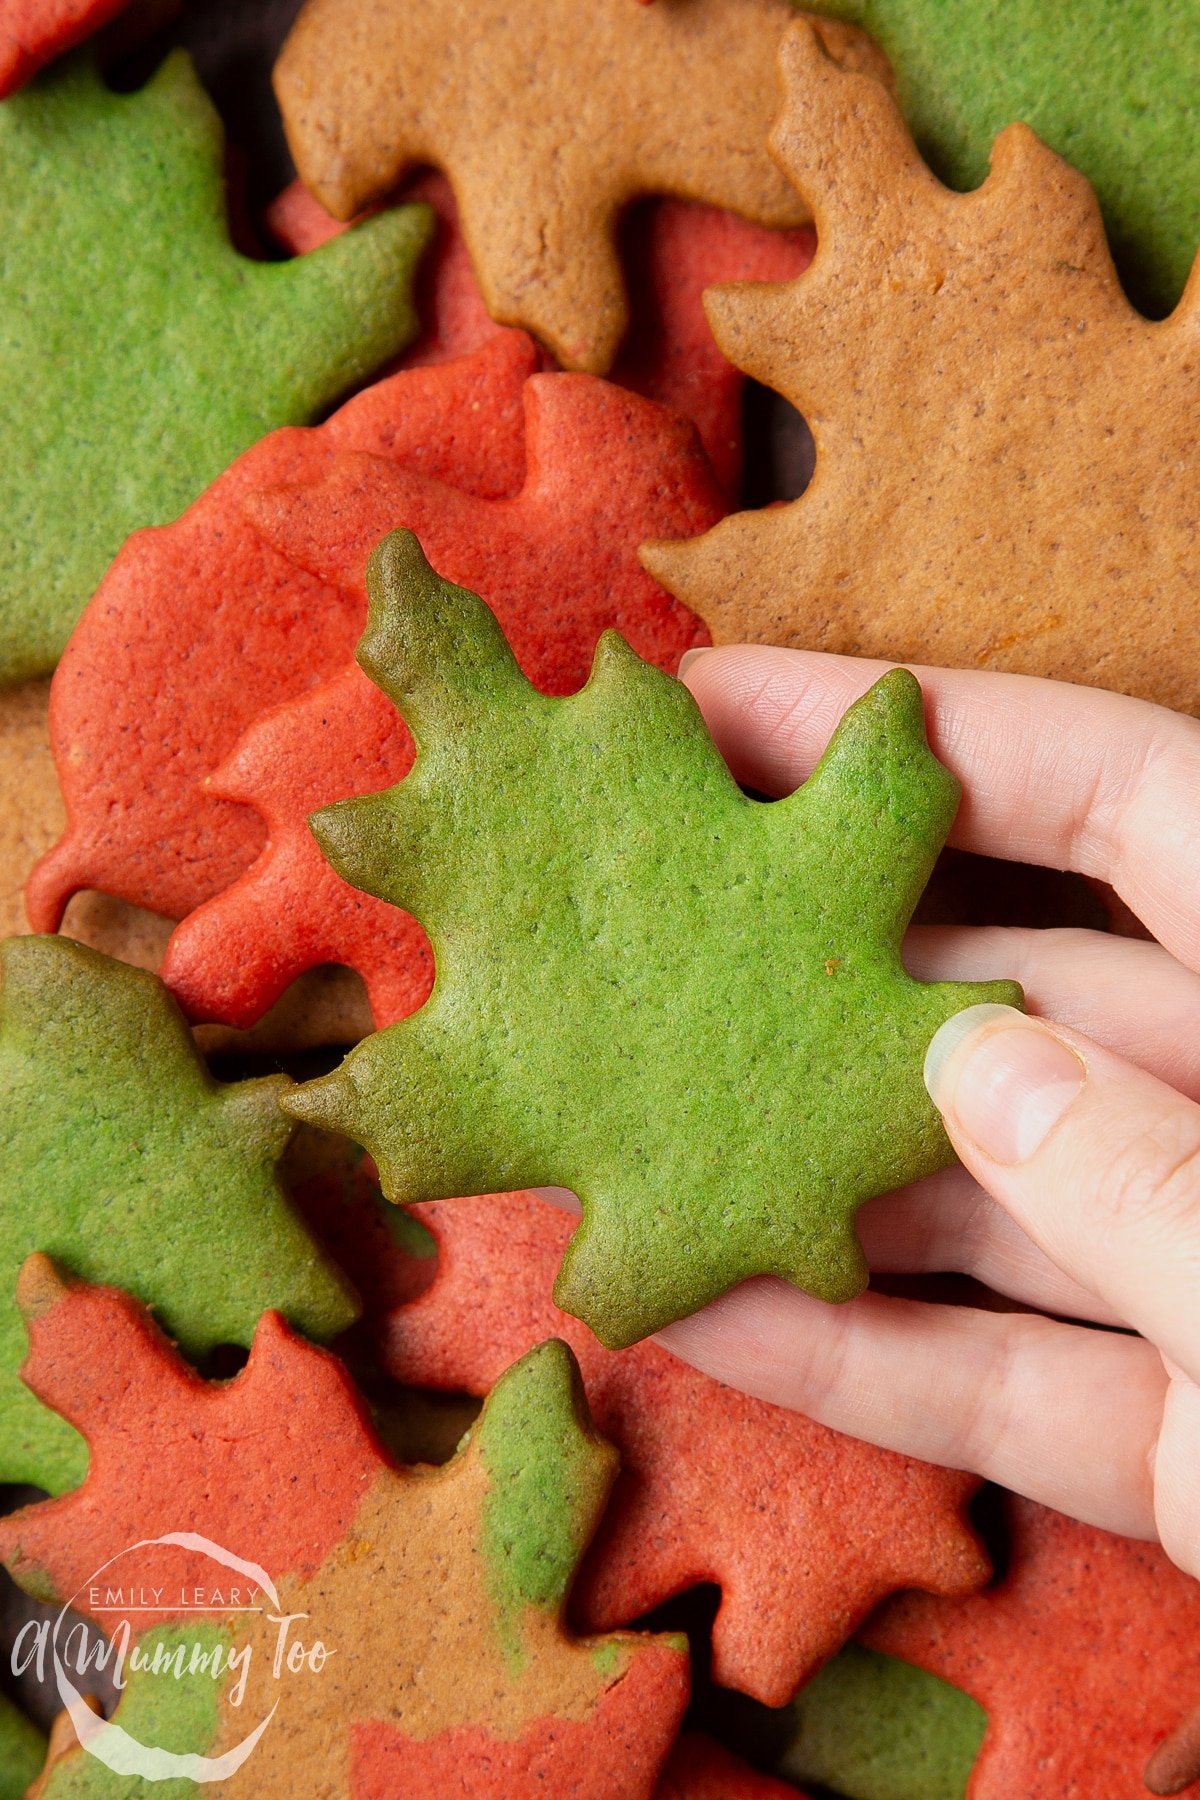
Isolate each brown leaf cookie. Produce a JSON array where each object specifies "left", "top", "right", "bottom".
[
  {"left": 273, "top": 0, "right": 888, "bottom": 372},
  {"left": 643, "top": 21, "right": 1200, "bottom": 714}
]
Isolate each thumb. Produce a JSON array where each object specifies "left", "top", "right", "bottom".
[{"left": 924, "top": 1005, "right": 1200, "bottom": 1383}]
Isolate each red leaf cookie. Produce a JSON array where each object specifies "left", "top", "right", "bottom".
[
  {"left": 359, "top": 1191, "right": 987, "bottom": 1706},
  {"left": 612, "top": 198, "right": 813, "bottom": 499},
  {"left": 160, "top": 667, "right": 425, "bottom": 1029},
  {"left": 153, "top": 376, "right": 719, "bottom": 1028},
  {"left": 268, "top": 172, "right": 815, "bottom": 495},
  {"left": 2, "top": 1256, "right": 689, "bottom": 1797},
  {"left": 0, "top": 1, "right": 131, "bottom": 98},
  {"left": 862, "top": 1493, "right": 1200, "bottom": 1799},
  {"left": 27, "top": 333, "right": 716, "bottom": 941}
]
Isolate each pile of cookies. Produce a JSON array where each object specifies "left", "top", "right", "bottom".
[{"left": 0, "top": 0, "right": 1197, "bottom": 1795}]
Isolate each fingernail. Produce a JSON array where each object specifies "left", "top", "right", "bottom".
[
  {"left": 677, "top": 647, "right": 712, "bottom": 677},
  {"left": 924, "top": 1004, "right": 1086, "bottom": 1165}
]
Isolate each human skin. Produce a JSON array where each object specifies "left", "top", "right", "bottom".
[{"left": 653, "top": 645, "right": 1200, "bottom": 1582}]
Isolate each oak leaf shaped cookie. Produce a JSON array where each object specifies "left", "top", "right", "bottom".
[
  {"left": 0, "top": 936, "right": 356, "bottom": 1494},
  {"left": 0, "top": 50, "right": 431, "bottom": 682},
  {"left": 160, "top": 666, "right": 428, "bottom": 1031},
  {"left": 643, "top": 23, "right": 1200, "bottom": 714},
  {"left": 273, "top": 0, "right": 885, "bottom": 371},
  {"left": 816, "top": 0, "right": 1199, "bottom": 317},
  {"left": 285, "top": 531, "right": 1021, "bottom": 1348},
  {"left": 367, "top": 1190, "right": 989, "bottom": 1705},
  {"left": 862, "top": 1494, "right": 1200, "bottom": 1799},
  {"left": 2, "top": 1258, "right": 689, "bottom": 1798}
]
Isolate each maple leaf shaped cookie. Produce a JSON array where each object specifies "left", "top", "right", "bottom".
[
  {"left": 816, "top": 0, "right": 1199, "bottom": 317},
  {"left": 0, "top": 50, "right": 431, "bottom": 683},
  {"left": 2, "top": 1258, "right": 689, "bottom": 1798},
  {"left": 0, "top": 936, "right": 356, "bottom": 1494},
  {"left": 643, "top": 23, "right": 1200, "bottom": 715},
  {"left": 273, "top": 0, "right": 886, "bottom": 372},
  {"left": 285, "top": 531, "right": 1020, "bottom": 1348},
  {"left": 27, "top": 334, "right": 715, "bottom": 939},
  {"left": 25, "top": 333, "right": 543, "bottom": 931},
  {"left": 366, "top": 1190, "right": 988, "bottom": 1705},
  {"left": 862, "top": 1494, "right": 1200, "bottom": 1799},
  {"left": 153, "top": 371, "right": 719, "bottom": 1032}
]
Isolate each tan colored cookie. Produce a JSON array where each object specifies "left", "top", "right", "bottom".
[
  {"left": 0, "top": 682, "right": 62, "bottom": 941},
  {"left": 643, "top": 22, "right": 1200, "bottom": 714},
  {"left": 273, "top": 0, "right": 889, "bottom": 373}
]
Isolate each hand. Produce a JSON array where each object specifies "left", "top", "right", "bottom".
[{"left": 657, "top": 645, "right": 1200, "bottom": 1582}]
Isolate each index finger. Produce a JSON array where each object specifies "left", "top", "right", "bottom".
[{"left": 681, "top": 646, "right": 1200, "bottom": 971}]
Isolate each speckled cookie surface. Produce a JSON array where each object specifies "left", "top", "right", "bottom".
[
  {"left": 267, "top": 170, "right": 815, "bottom": 498},
  {"left": 863, "top": 1495, "right": 1200, "bottom": 1798},
  {"left": 273, "top": 0, "right": 887, "bottom": 371},
  {"left": 28, "top": 332, "right": 716, "bottom": 970},
  {"left": 153, "top": 368, "right": 717, "bottom": 1032},
  {"left": 817, "top": 0, "right": 1199, "bottom": 316},
  {"left": 286, "top": 531, "right": 1020, "bottom": 1348},
  {"left": 0, "top": 49, "right": 430, "bottom": 681},
  {"left": 3, "top": 1261, "right": 688, "bottom": 1797},
  {"left": 779, "top": 1643, "right": 986, "bottom": 1800},
  {"left": 25, "top": 333, "right": 540, "bottom": 933},
  {"left": 367, "top": 1190, "right": 989, "bottom": 1705},
  {"left": 0, "top": 936, "right": 356, "bottom": 1492},
  {"left": 643, "top": 22, "right": 1200, "bottom": 714}
]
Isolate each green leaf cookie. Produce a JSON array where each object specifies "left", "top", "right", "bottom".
[
  {"left": 286, "top": 532, "right": 1021, "bottom": 1348},
  {"left": 0, "top": 51, "right": 432, "bottom": 683},
  {"left": 0, "top": 936, "right": 357, "bottom": 1493},
  {"left": 816, "top": 0, "right": 1199, "bottom": 316}
]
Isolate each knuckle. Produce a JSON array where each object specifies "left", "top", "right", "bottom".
[{"left": 1093, "top": 1116, "right": 1200, "bottom": 1238}]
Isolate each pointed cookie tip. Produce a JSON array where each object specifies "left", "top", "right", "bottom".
[
  {"left": 638, "top": 535, "right": 698, "bottom": 601},
  {"left": 16, "top": 1253, "right": 72, "bottom": 1325},
  {"left": 280, "top": 1070, "right": 354, "bottom": 1136}
]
